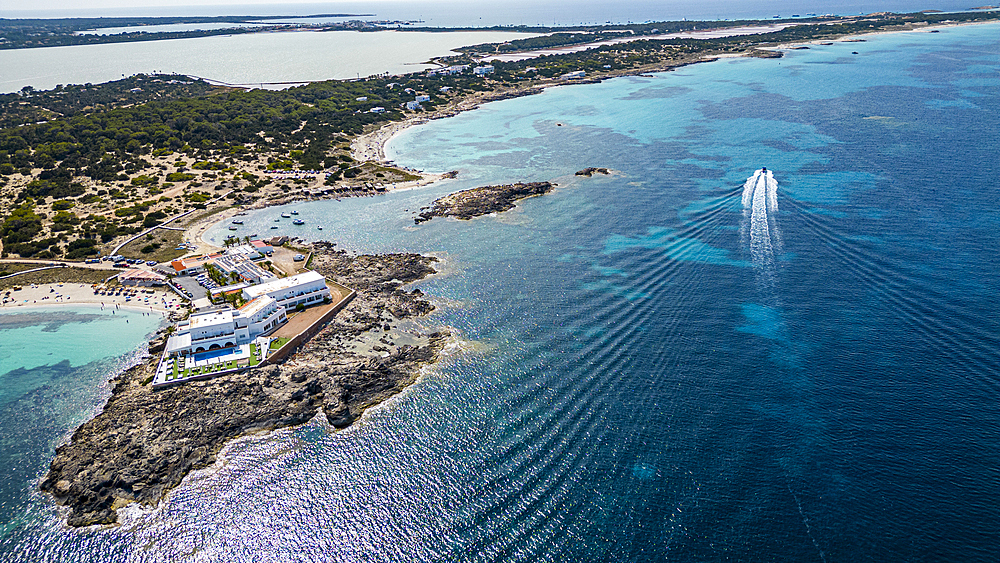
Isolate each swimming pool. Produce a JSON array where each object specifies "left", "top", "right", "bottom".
[{"left": 192, "top": 347, "right": 238, "bottom": 362}]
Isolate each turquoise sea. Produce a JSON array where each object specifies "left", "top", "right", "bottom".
[
  {"left": 4, "top": 22, "right": 1000, "bottom": 562},
  {"left": 0, "top": 307, "right": 161, "bottom": 549}
]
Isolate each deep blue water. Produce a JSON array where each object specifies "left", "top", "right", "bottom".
[{"left": 5, "top": 22, "right": 1000, "bottom": 562}]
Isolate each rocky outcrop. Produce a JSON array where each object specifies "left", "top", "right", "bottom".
[
  {"left": 575, "top": 167, "right": 610, "bottom": 177},
  {"left": 40, "top": 247, "right": 449, "bottom": 527},
  {"left": 414, "top": 181, "right": 554, "bottom": 224}
]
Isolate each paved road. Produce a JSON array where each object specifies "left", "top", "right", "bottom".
[{"left": 0, "top": 259, "right": 117, "bottom": 270}]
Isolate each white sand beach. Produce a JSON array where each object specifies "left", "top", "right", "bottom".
[{"left": 1, "top": 283, "right": 184, "bottom": 313}]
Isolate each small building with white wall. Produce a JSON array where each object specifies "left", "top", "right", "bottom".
[
  {"left": 170, "top": 254, "right": 222, "bottom": 276},
  {"left": 250, "top": 240, "right": 273, "bottom": 255}
]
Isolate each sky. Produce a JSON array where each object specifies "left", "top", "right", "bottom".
[
  {"left": 2, "top": 0, "right": 374, "bottom": 15},
  {"left": 0, "top": 0, "right": 984, "bottom": 23}
]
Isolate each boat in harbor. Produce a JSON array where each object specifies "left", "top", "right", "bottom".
[
  {"left": 228, "top": 226, "right": 238, "bottom": 231},
  {"left": 292, "top": 219, "right": 305, "bottom": 225},
  {"left": 317, "top": 226, "right": 323, "bottom": 230},
  {"left": 271, "top": 226, "right": 278, "bottom": 229},
  {"left": 291, "top": 210, "right": 299, "bottom": 215},
  {"left": 281, "top": 212, "right": 291, "bottom": 218},
  {"left": 232, "top": 219, "right": 243, "bottom": 224}
]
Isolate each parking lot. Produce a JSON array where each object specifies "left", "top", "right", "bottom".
[{"left": 172, "top": 275, "right": 209, "bottom": 300}]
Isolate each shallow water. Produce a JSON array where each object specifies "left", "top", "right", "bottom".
[
  {"left": 6, "top": 22, "right": 1000, "bottom": 562},
  {"left": 0, "top": 306, "right": 161, "bottom": 550}
]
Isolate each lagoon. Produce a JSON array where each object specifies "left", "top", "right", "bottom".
[{"left": 0, "top": 29, "right": 537, "bottom": 93}]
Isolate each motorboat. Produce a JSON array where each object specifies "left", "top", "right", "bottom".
[
  {"left": 292, "top": 219, "right": 305, "bottom": 225},
  {"left": 281, "top": 212, "right": 291, "bottom": 218}
]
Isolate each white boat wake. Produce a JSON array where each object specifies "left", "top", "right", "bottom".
[{"left": 741, "top": 168, "right": 783, "bottom": 273}]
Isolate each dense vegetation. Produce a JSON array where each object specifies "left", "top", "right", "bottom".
[
  {"left": 0, "top": 70, "right": 486, "bottom": 257},
  {"left": 0, "top": 75, "right": 217, "bottom": 128}
]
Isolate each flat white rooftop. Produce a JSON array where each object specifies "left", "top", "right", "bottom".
[
  {"left": 189, "top": 309, "right": 234, "bottom": 329},
  {"left": 244, "top": 270, "right": 325, "bottom": 299},
  {"left": 239, "top": 294, "right": 275, "bottom": 317}
]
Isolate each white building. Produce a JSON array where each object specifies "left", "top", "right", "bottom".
[
  {"left": 369, "top": 106, "right": 386, "bottom": 113},
  {"left": 473, "top": 65, "right": 495, "bottom": 75},
  {"left": 242, "top": 270, "right": 331, "bottom": 311},
  {"left": 427, "top": 65, "right": 468, "bottom": 76},
  {"left": 250, "top": 239, "right": 273, "bottom": 255},
  {"left": 213, "top": 255, "right": 277, "bottom": 285},
  {"left": 415, "top": 94, "right": 430, "bottom": 103},
  {"left": 560, "top": 71, "right": 586, "bottom": 80},
  {"left": 227, "top": 243, "right": 263, "bottom": 260},
  {"left": 164, "top": 295, "right": 287, "bottom": 357},
  {"left": 405, "top": 101, "right": 422, "bottom": 111}
]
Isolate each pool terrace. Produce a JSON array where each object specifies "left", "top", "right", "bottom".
[{"left": 153, "top": 336, "right": 291, "bottom": 386}]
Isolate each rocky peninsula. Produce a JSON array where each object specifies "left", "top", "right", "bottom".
[
  {"left": 40, "top": 245, "right": 449, "bottom": 527},
  {"left": 413, "top": 181, "right": 554, "bottom": 224}
]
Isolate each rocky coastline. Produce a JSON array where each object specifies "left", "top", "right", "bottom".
[
  {"left": 40, "top": 245, "right": 450, "bottom": 527},
  {"left": 413, "top": 181, "right": 554, "bottom": 224}
]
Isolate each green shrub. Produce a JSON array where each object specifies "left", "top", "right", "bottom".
[
  {"left": 165, "top": 172, "right": 195, "bottom": 182},
  {"left": 131, "top": 174, "right": 159, "bottom": 186}
]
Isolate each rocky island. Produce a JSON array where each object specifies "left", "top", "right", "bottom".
[
  {"left": 575, "top": 167, "right": 610, "bottom": 177},
  {"left": 413, "top": 181, "right": 554, "bottom": 224},
  {"left": 40, "top": 245, "right": 449, "bottom": 527}
]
